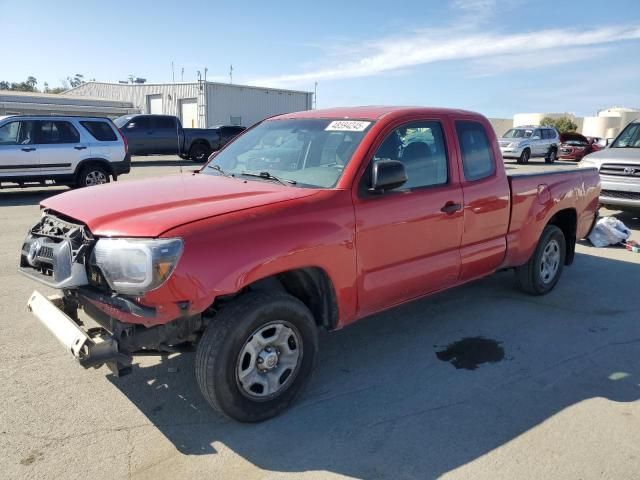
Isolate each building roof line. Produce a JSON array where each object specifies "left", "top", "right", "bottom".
[{"left": 63, "top": 81, "right": 313, "bottom": 96}]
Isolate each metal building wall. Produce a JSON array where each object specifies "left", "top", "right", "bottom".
[
  {"left": 64, "top": 82, "right": 200, "bottom": 119},
  {"left": 65, "top": 82, "right": 313, "bottom": 128},
  {"left": 205, "top": 83, "right": 312, "bottom": 128}
]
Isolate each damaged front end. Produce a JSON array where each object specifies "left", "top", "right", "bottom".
[{"left": 21, "top": 211, "right": 200, "bottom": 376}]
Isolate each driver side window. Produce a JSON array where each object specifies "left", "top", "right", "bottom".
[{"left": 372, "top": 121, "right": 448, "bottom": 189}]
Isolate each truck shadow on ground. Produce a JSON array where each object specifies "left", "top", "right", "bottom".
[
  {"left": 109, "top": 251, "right": 640, "bottom": 478},
  {"left": 131, "top": 158, "right": 196, "bottom": 168}
]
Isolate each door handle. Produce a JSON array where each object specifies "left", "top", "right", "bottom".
[
  {"left": 440, "top": 202, "right": 462, "bottom": 214},
  {"left": 21, "top": 147, "right": 36, "bottom": 152},
  {"left": 74, "top": 146, "right": 87, "bottom": 150}
]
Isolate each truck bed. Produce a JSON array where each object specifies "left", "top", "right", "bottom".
[{"left": 503, "top": 167, "right": 600, "bottom": 268}]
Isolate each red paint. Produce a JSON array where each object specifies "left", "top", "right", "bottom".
[{"left": 41, "top": 107, "right": 600, "bottom": 328}]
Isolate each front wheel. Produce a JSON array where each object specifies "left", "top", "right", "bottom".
[
  {"left": 195, "top": 291, "right": 318, "bottom": 422},
  {"left": 517, "top": 148, "right": 530, "bottom": 164},
  {"left": 515, "top": 225, "right": 566, "bottom": 295}
]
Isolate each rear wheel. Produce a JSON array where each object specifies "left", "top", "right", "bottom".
[
  {"left": 76, "top": 164, "right": 110, "bottom": 188},
  {"left": 195, "top": 291, "right": 318, "bottom": 422},
  {"left": 545, "top": 148, "right": 557, "bottom": 164},
  {"left": 517, "top": 148, "right": 530, "bottom": 164},
  {"left": 189, "top": 143, "right": 211, "bottom": 162},
  {"left": 515, "top": 225, "right": 566, "bottom": 295}
]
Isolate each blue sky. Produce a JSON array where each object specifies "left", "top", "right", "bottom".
[{"left": 1, "top": 0, "right": 639, "bottom": 117}]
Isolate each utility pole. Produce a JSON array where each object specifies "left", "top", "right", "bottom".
[
  {"left": 230, "top": 64, "right": 233, "bottom": 84},
  {"left": 314, "top": 82, "right": 318, "bottom": 109},
  {"left": 204, "top": 67, "right": 208, "bottom": 82},
  {"left": 181, "top": 67, "right": 184, "bottom": 82}
]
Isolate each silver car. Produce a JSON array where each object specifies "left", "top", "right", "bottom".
[
  {"left": 499, "top": 126, "right": 560, "bottom": 164},
  {"left": 579, "top": 119, "right": 640, "bottom": 211}
]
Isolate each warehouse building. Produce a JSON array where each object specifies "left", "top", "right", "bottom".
[
  {"left": 63, "top": 81, "right": 313, "bottom": 128},
  {"left": 0, "top": 90, "right": 137, "bottom": 117}
]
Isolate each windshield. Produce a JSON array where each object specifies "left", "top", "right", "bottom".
[
  {"left": 204, "top": 118, "right": 374, "bottom": 188},
  {"left": 611, "top": 122, "right": 640, "bottom": 148},
  {"left": 502, "top": 128, "right": 533, "bottom": 139},
  {"left": 113, "top": 116, "right": 133, "bottom": 128}
]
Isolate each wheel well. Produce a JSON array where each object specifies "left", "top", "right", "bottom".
[
  {"left": 548, "top": 208, "right": 577, "bottom": 265},
  {"left": 190, "top": 140, "right": 211, "bottom": 151},
  {"left": 224, "top": 268, "right": 339, "bottom": 330},
  {"left": 75, "top": 159, "right": 113, "bottom": 177}
]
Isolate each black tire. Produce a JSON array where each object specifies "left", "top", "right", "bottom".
[
  {"left": 515, "top": 225, "right": 566, "bottom": 295},
  {"left": 517, "top": 148, "right": 530, "bottom": 164},
  {"left": 545, "top": 148, "right": 557, "bottom": 164},
  {"left": 76, "top": 164, "right": 110, "bottom": 188},
  {"left": 189, "top": 143, "right": 211, "bottom": 162},
  {"left": 195, "top": 291, "right": 319, "bottom": 422}
]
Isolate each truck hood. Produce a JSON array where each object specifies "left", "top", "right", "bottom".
[
  {"left": 586, "top": 147, "right": 640, "bottom": 164},
  {"left": 42, "top": 174, "right": 319, "bottom": 237}
]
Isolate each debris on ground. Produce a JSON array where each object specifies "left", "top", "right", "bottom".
[{"left": 588, "top": 217, "right": 631, "bottom": 247}]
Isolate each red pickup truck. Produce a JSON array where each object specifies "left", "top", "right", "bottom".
[{"left": 21, "top": 106, "right": 600, "bottom": 422}]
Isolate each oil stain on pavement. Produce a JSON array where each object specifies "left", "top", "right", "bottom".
[{"left": 436, "top": 337, "right": 505, "bottom": 370}]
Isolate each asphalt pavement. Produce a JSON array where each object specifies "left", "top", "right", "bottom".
[{"left": 1, "top": 156, "right": 639, "bottom": 480}]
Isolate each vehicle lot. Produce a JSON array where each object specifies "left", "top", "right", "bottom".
[{"left": 1, "top": 157, "right": 639, "bottom": 479}]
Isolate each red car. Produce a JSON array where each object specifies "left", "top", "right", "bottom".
[
  {"left": 559, "top": 132, "right": 601, "bottom": 161},
  {"left": 20, "top": 106, "right": 601, "bottom": 422}
]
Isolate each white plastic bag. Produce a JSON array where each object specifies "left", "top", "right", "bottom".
[{"left": 588, "top": 217, "right": 631, "bottom": 247}]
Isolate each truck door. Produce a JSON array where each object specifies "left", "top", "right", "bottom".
[
  {"left": 152, "top": 116, "right": 180, "bottom": 155},
  {"left": 122, "top": 116, "right": 152, "bottom": 155},
  {"left": 0, "top": 120, "right": 39, "bottom": 179},
  {"left": 353, "top": 119, "right": 463, "bottom": 316},
  {"left": 453, "top": 119, "right": 511, "bottom": 280}
]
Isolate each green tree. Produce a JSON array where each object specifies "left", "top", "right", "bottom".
[{"left": 540, "top": 116, "right": 578, "bottom": 133}]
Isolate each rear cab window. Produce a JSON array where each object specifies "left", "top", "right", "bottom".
[
  {"left": 455, "top": 121, "right": 495, "bottom": 181},
  {"left": 80, "top": 121, "right": 118, "bottom": 141}
]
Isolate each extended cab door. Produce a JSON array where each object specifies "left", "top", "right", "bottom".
[
  {"left": 453, "top": 119, "right": 510, "bottom": 280},
  {"left": 353, "top": 118, "right": 464, "bottom": 316},
  {"left": 0, "top": 120, "right": 39, "bottom": 178}
]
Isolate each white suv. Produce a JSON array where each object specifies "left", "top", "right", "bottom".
[
  {"left": 0, "top": 115, "right": 130, "bottom": 188},
  {"left": 499, "top": 126, "right": 560, "bottom": 164}
]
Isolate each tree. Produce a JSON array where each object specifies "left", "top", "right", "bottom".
[
  {"left": 67, "top": 73, "right": 85, "bottom": 88},
  {"left": 540, "top": 116, "right": 578, "bottom": 133}
]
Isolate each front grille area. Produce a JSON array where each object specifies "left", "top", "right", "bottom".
[
  {"left": 601, "top": 190, "right": 640, "bottom": 200},
  {"left": 600, "top": 163, "right": 640, "bottom": 177},
  {"left": 20, "top": 211, "right": 94, "bottom": 286}
]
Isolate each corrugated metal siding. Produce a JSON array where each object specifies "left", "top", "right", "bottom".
[
  {"left": 65, "top": 83, "right": 200, "bottom": 119},
  {"left": 206, "top": 83, "right": 312, "bottom": 128},
  {"left": 0, "top": 91, "right": 137, "bottom": 117},
  {"left": 65, "top": 82, "right": 313, "bottom": 128}
]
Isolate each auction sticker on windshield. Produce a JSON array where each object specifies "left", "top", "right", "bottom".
[{"left": 325, "top": 120, "right": 371, "bottom": 132}]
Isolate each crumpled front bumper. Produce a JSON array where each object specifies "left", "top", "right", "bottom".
[{"left": 27, "top": 290, "right": 132, "bottom": 375}]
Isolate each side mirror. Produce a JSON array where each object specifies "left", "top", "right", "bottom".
[{"left": 370, "top": 159, "right": 407, "bottom": 193}]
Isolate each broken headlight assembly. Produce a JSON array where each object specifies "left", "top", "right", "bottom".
[{"left": 91, "top": 238, "right": 183, "bottom": 295}]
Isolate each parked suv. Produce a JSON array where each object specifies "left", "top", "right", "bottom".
[
  {"left": 499, "top": 126, "right": 560, "bottom": 164},
  {"left": 578, "top": 118, "right": 640, "bottom": 211},
  {"left": 0, "top": 115, "right": 130, "bottom": 188}
]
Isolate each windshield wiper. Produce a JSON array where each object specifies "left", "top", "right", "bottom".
[
  {"left": 240, "top": 171, "right": 297, "bottom": 186},
  {"left": 206, "top": 164, "right": 232, "bottom": 176}
]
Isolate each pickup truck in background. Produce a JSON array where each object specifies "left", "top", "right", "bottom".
[
  {"left": 21, "top": 106, "right": 600, "bottom": 422},
  {"left": 113, "top": 114, "right": 245, "bottom": 161}
]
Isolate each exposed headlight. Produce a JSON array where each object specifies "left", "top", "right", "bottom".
[{"left": 91, "top": 238, "right": 183, "bottom": 295}]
